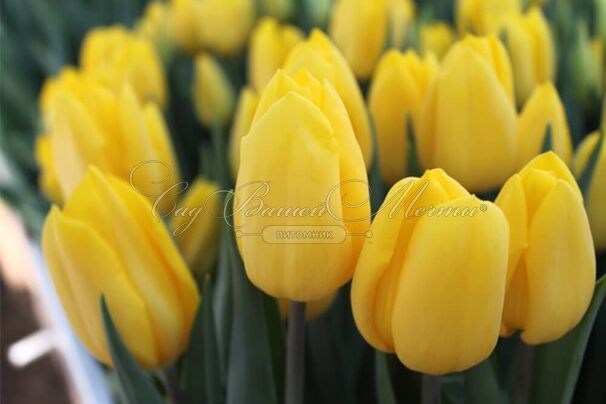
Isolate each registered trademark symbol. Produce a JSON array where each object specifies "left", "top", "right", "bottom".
[{"left": 480, "top": 204, "right": 488, "bottom": 212}]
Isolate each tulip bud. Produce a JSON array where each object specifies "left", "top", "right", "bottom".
[
  {"left": 80, "top": 26, "right": 167, "bottom": 107},
  {"left": 249, "top": 18, "right": 304, "bottom": 92},
  {"left": 368, "top": 50, "right": 438, "bottom": 184},
  {"left": 351, "top": 169, "right": 509, "bottom": 375},
  {"left": 570, "top": 24, "right": 603, "bottom": 104},
  {"left": 283, "top": 30, "right": 373, "bottom": 168},
  {"left": 496, "top": 152, "right": 595, "bottom": 344},
  {"left": 516, "top": 83, "right": 572, "bottom": 170},
  {"left": 193, "top": 53, "right": 236, "bottom": 127},
  {"left": 171, "top": 178, "right": 221, "bottom": 277},
  {"left": 457, "top": 0, "right": 521, "bottom": 35},
  {"left": 35, "top": 134, "right": 63, "bottom": 203},
  {"left": 420, "top": 22, "right": 455, "bottom": 60},
  {"left": 170, "top": 0, "right": 204, "bottom": 53},
  {"left": 277, "top": 294, "right": 336, "bottom": 320},
  {"left": 503, "top": 7, "right": 555, "bottom": 106},
  {"left": 229, "top": 87, "right": 259, "bottom": 178},
  {"left": 418, "top": 35, "right": 517, "bottom": 192},
  {"left": 137, "top": 1, "right": 174, "bottom": 60},
  {"left": 234, "top": 69, "right": 370, "bottom": 301},
  {"left": 43, "top": 82, "right": 180, "bottom": 209},
  {"left": 197, "top": 0, "right": 255, "bottom": 55},
  {"left": 574, "top": 132, "right": 606, "bottom": 251},
  {"left": 386, "top": 0, "right": 415, "bottom": 51},
  {"left": 42, "top": 167, "right": 200, "bottom": 369}
]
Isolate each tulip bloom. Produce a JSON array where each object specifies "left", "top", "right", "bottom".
[
  {"left": 171, "top": 178, "right": 221, "bottom": 277},
  {"left": 418, "top": 35, "right": 517, "bottom": 192},
  {"left": 351, "top": 169, "right": 509, "bottom": 375},
  {"left": 229, "top": 87, "right": 259, "bottom": 178},
  {"left": 193, "top": 53, "right": 236, "bottom": 127},
  {"left": 80, "top": 26, "right": 166, "bottom": 107},
  {"left": 368, "top": 50, "right": 438, "bottom": 184},
  {"left": 197, "top": 0, "right": 255, "bottom": 55},
  {"left": 420, "top": 22, "right": 455, "bottom": 60},
  {"left": 496, "top": 152, "right": 595, "bottom": 344},
  {"left": 283, "top": 30, "right": 373, "bottom": 168},
  {"left": 457, "top": 0, "right": 521, "bottom": 35},
  {"left": 170, "top": 0, "right": 204, "bottom": 53},
  {"left": 137, "top": 1, "right": 173, "bottom": 48},
  {"left": 574, "top": 132, "right": 606, "bottom": 250},
  {"left": 249, "top": 18, "right": 303, "bottom": 92},
  {"left": 40, "top": 80, "right": 180, "bottom": 208},
  {"left": 234, "top": 69, "right": 370, "bottom": 301},
  {"left": 42, "top": 167, "right": 200, "bottom": 369},
  {"left": 329, "top": 0, "right": 414, "bottom": 80},
  {"left": 516, "top": 83, "right": 572, "bottom": 170},
  {"left": 504, "top": 7, "right": 555, "bottom": 106},
  {"left": 35, "top": 134, "right": 62, "bottom": 203}
]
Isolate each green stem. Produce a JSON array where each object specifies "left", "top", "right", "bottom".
[
  {"left": 515, "top": 340, "right": 535, "bottom": 404},
  {"left": 285, "top": 301, "right": 306, "bottom": 404},
  {"left": 422, "top": 374, "right": 441, "bottom": 404}
]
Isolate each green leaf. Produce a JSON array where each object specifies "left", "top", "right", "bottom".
[
  {"left": 183, "top": 294, "right": 207, "bottom": 404},
  {"left": 541, "top": 124, "right": 554, "bottom": 153},
  {"left": 367, "top": 112, "right": 386, "bottom": 213},
  {"left": 225, "top": 225, "right": 279, "bottom": 404},
  {"left": 530, "top": 275, "right": 606, "bottom": 404},
  {"left": 375, "top": 352, "right": 397, "bottom": 404},
  {"left": 100, "top": 296, "right": 164, "bottom": 404},
  {"left": 406, "top": 113, "right": 423, "bottom": 178},
  {"left": 464, "top": 355, "right": 505, "bottom": 404},
  {"left": 578, "top": 129, "right": 604, "bottom": 201}
]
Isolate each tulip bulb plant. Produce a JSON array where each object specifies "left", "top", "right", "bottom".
[{"left": 2, "top": 0, "right": 606, "bottom": 404}]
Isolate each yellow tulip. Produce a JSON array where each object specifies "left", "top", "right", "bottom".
[
  {"left": 137, "top": 0, "right": 174, "bottom": 58},
  {"left": 420, "top": 22, "right": 455, "bottom": 60},
  {"left": 170, "top": 0, "right": 204, "bottom": 53},
  {"left": 35, "top": 134, "right": 63, "bottom": 203},
  {"left": 42, "top": 167, "right": 200, "bottom": 369},
  {"left": 457, "top": 0, "right": 521, "bottom": 35},
  {"left": 277, "top": 294, "right": 337, "bottom": 320},
  {"left": 234, "top": 69, "right": 370, "bottom": 301},
  {"left": 171, "top": 178, "right": 221, "bottom": 277},
  {"left": 283, "top": 30, "right": 373, "bottom": 168},
  {"left": 193, "top": 53, "right": 236, "bottom": 127},
  {"left": 574, "top": 132, "right": 606, "bottom": 250},
  {"left": 80, "top": 26, "right": 167, "bottom": 107},
  {"left": 504, "top": 7, "right": 555, "bottom": 106},
  {"left": 249, "top": 18, "right": 304, "bottom": 92},
  {"left": 368, "top": 50, "right": 438, "bottom": 184},
  {"left": 229, "top": 87, "right": 259, "bottom": 178},
  {"left": 496, "top": 152, "right": 595, "bottom": 344},
  {"left": 197, "top": 0, "right": 255, "bottom": 55},
  {"left": 44, "top": 82, "right": 180, "bottom": 209},
  {"left": 516, "top": 83, "right": 572, "bottom": 170},
  {"left": 351, "top": 169, "right": 509, "bottom": 375},
  {"left": 329, "top": 0, "right": 387, "bottom": 80},
  {"left": 386, "top": 0, "right": 415, "bottom": 50},
  {"left": 417, "top": 35, "right": 517, "bottom": 192}
]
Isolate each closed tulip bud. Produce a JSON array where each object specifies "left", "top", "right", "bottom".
[
  {"left": 516, "top": 83, "right": 572, "bottom": 170},
  {"left": 80, "top": 26, "right": 167, "bottom": 107},
  {"left": 35, "top": 134, "right": 63, "bottom": 203},
  {"left": 368, "top": 50, "right": 438, "bottom": 184},
  {"left": 249, "top": 18, "right": 304, "bottom": 91},
  {"left": 234, "top": 69, "right": 370, "bottom": 301},
  {"left": 137, "top": 1, "right": 174, "bottom": 59},
  {"left": 193, "top": 53, "right": 236, "bottom": 127},
  {"left": 283, "top": 30, "right": 373, "bottom": 168},
  {"left": 197, "top": 0, "right": 255, "bottom": 55},
  {"left": 496, "top": 152, "right": 595, "bottom": 344},
  {"left": 504, "top": 7, "right": 555, "bottom": 106},
  {"left": 386, "top": 0, "right": 415, "bottom": 50},
  {"left": 46, "top": 83, "right": 180, "bottom": 209},
  {"left": 229, "top": 87, "right": 259, "bottom": 178},
  {"left": 457, "top": 0, "right": 521, "bottom": 35},
  {"left": 171, "top": 178, "right": 221, "bottom": 277},
  {"left": 574, "top": 132, "right": 606, "bottom": 250},
  {"left": 170, "top": 0, "right": 204, "bottom": 53},
  {"left": 278, "top": 293, "right": 337, "bottom": 320},
  {"left": 351, "top": 169, "right": 509, "bottom": 375},
  {"left": 420, "top": 22, "right": 455, "bottom": 60},
  {"left": 42, "top": 167, "right": 200, "bottom": 369},
  {"left": 418, "top": 35, "right": 517, "bottom": 192}
]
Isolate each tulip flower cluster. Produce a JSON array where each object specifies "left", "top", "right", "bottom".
[{"left": 5, "top": 0, "right": 602, "bottom": 402}]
